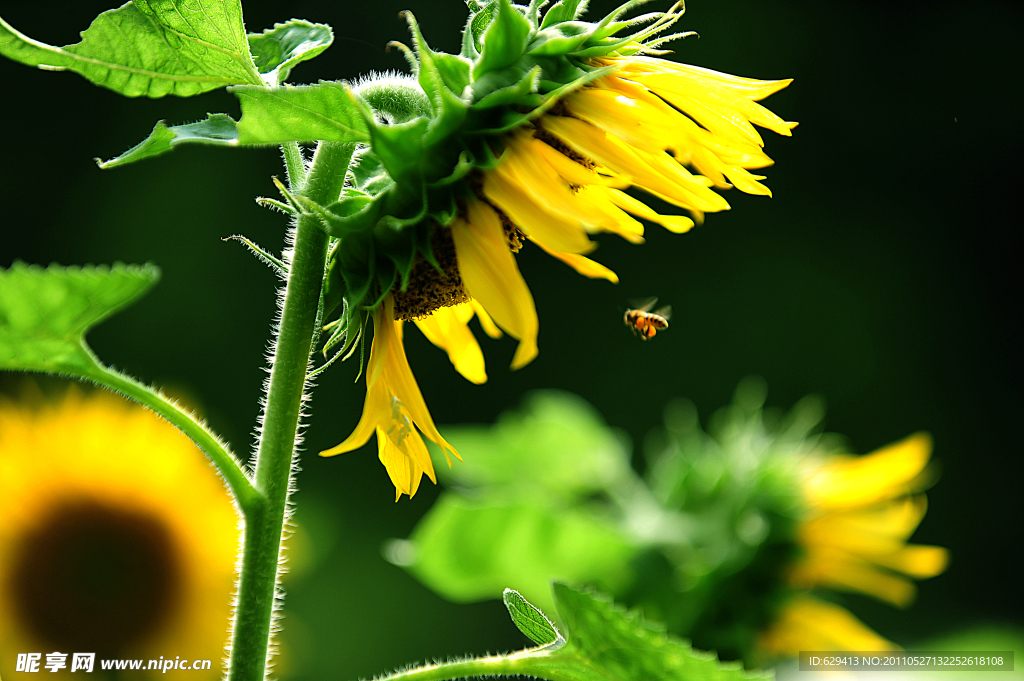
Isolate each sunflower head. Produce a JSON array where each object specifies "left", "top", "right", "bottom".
[
  {"left": 315, "top": 0, "right": 793, "bottom": 350},
  {"left": 0, "top": 387, "right": 239, "bottom": 676},
  {"left": 320, "top": 2, "right": 795, "bottom": 499}
]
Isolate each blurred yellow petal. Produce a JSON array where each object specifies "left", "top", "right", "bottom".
[
  {"left": 452, "top": 202, "right": 539, "bottom": 370},
  {"left": 414, "top": 303, "right": 488, "bottom": 385},
  {"left": 872, "top": 545, "right": 949, "bottom": 579},
  {"left": 791, "top": 552, "right": 918, "bottom": 607},
  {"left": 758, "top": 597, "right": 895, "bottom": 656},
  {"left": 805, "top": 433, "right": 933, "bottom": 510}
]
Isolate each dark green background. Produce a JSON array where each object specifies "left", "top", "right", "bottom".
[{"left": 1, "top": 0, "right": 1021, "bottom": 678}]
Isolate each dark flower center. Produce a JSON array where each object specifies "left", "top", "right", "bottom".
[
  {"left": 8, "top": 498, "right": 183, "bottom": 655},
  {"left": 393, "top": 225, "right": 470, "bottom": 321}
]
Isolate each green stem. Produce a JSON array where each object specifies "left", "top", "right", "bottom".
[
  {"left": 281, "top": 141, "right": 307, "bottom": 190},
  {"left": 82, "top": 363, "right": 258, "bottom": 510},
  {"left": 376, "top": 649, "right": 574, "bottom": 681},
  {"left": 228, "top": 141, "right": 355, "bottom": 681}
]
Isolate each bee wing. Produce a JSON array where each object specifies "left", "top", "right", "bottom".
[
  {"left": 628, "top": 296, "right": 658, "bottom": 313},
  {"left": 653, "top": 305, "right": 672, "bottom": 321}
]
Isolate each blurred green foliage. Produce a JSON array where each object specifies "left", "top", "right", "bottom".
[{"left": 394, "top": 381, "right": 875, "bottom": 662}]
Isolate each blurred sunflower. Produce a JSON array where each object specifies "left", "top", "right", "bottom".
[
  {"left": 322, "top": 1, "right": 794, "bottom": 498},
  {"left": 639, "top": 384, "right": 949, "bottom": 663},
  {"left": 0, "top": 387, "right": 239, "bottom": 677},
  {"left": 758, "top": 434, "right": 949, "bottom": 656}
]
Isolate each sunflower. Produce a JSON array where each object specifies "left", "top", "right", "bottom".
[
  {"left": 321, "top": 2, "right": 794, "bottom": 498},
  {"left": 0, "top": 387, "right": 239, "bottom": 677},
  {"left": 758, "top": 433, "right": 950, "bottom": 656}
]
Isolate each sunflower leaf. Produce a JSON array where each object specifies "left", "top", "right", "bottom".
[
  {"left": 247, "top": 19, "right": 334, "bottom": 86},
  {"left": 0, "top": 262, "right": 159, "bottom": 374},
  {"left": 377, "top": 585, "right": 772, "bottom": 681},
  {"left": 394, "top": 494, "right": 635, "bottom": 615},
  {"left": 523, "top": 584, "right": 773, "bottom": 681},
  {"left": 0, "top": 0, "right": 262, "bottom": 98},
  {"left": 98, "top": 113, "right": 239, "bottom": 168},
  {"left": 503, "top": 588, "right": 564, "bottom": 647},
  {"left": 232, "top": 82, "right": 370, "bottom": 144}
]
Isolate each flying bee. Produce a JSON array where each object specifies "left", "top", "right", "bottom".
[{"left": 624, "top": 298, "right": 671, "bottom": 340}]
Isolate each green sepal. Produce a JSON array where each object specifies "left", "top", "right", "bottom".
[
  {"left": 338, "top": 233, "right": 376, "bottom": 311},
  {"left": 528, "top": 22, "right": 594, "bottom": 55},
  {"left": 350, "top": 152, "right": 396, "bottom": 197},
  {"left": 374, "top": 222, "right": 420, "bottom": 291},
  {"left": 503, "top": 589, "right": 565, "bottom": 648},
  {"left": 0, "top": 262, "right": 158, "bottom": 374},
  {"left": 472, "top": 0, "right": 533, "bottom": 79},
  {"left": 524, "top": 0, "right": 546, "bottom": 27},
  {"left": 365, "top": 117, "right": 429, "bottom": 192},
  {"left": 427, "top": 151, "right": 476, "bottom": 189},
  {"left": 474, "top": 64, "right": 541, "bottom": 108},
  {"left": 475, "top": 63, "right": 617, "bottom": 135},
  {"left": 372, "top": 259, "right": 398, "bottom": 309},
  {"left": 426, "top": 188, "right": 459, "bottom": 228},
  {"left": 247, "top": 19, "right": 334, "bottom": 86},
  {"left": 97, "top": 114, "right": 239, "bottom": 169},
  {"left": 321, "top": 250, "right": 346, "bottom": 319},
  {"left": 540, "top": 0, "right": 589, "bottom": 29},
  {"left": 401, "top": 13, "right": 471, "bottom": 146},
  {"left": 0, "top": 1, "right": 261, "bottom": 98},
  {"left": 232, "top": 82, "right": 370, "bottom": 145},
  {"left": 300, "top": 194, "right": 382, "bottom": 237}
]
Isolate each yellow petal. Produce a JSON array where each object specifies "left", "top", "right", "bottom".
[
  {"left": 595, "top": 186, "right": 695, "bottom": 233},
  {"left": 805, "top": 433, "right": 933, "bottom": 510},
  {"left": 532, "top": 239, "right": 619, "bottom": 283},
  {"left": 532, "top": 138, "right": 630, "bottom": 188},
  {"left": 377, "top": 296, "right": 461, "bottom": 464},
  {"left": 624, "top": 56, "right": 794, "bottom": 101},
  {"left": 320, "top": 366, "right": 389, "bottom": 457},
  {"left": 451, "top": 201, "right": 539, "bottom": 370},
  {"left": 541, "top": 115, "right": 729, "bottom": 213},
  {"left": 499, "top": 136, "right": 634, "bottom": 234},
  {"left": 470, "top": 299, "right": 503, "bottom": 339},
  {"left": 483, "top": 169, "right": 596, "bottom": 255},
  {"left": 414, "top": 304, "right": 488, "bottom": 385},
  {"left": 377, "top": 425, "right": 415, "bottom": 499}
]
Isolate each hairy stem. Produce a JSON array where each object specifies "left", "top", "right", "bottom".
[
  {"left": 228, "top": 141, "right": 355, "bottom": 681},
  {"left": 83, "top": 363, "right": 257, "bottom": 510}
]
